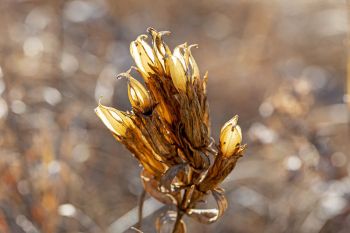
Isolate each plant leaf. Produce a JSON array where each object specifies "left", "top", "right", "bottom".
[
  {"left": 160, "top": 163, "right": 188, "bottom": 192},
  {"left": 141, "top": 170, "right": 178, "bottom": 205},
  {"left": 186, "top": 188, "right": 228, "bottom": 224},
  {"left": 212, "top": 187, "right": 228, "bottom": 218}
]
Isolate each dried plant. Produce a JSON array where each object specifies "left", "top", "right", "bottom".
[{"left": 95, "top": 28, "right": 245, "bottom": 233}]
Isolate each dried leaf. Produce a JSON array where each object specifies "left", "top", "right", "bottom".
[
  {"left": 160, "top": 163, "right": 188, "bottom": 192},
  {"left": 141, "top": 170, "right": 178, "bottom": 205},
  {"left": 187, "top": 188, "right": 228, "bottom": 224},
  {"left": 187, "top": 208, "right": 218, "bottom": 224},
  {"left": 212, "top": 188, "right": 228, "bottom": 218}
]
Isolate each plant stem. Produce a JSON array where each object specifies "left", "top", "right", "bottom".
[
  {"left": 347, "top": 0, "right": 350, "bottom": 131},
  {"left": 172, "top": 209, "right": 184, "bottom": 233},
  {"left": 136, "top": 189, "right": 146, "bottom": 229},
  {"left": 172, "top": 185, "right": 192, "bottom": 233}
]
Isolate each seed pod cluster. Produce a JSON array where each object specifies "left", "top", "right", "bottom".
[{"left": 95, "top": 28, "right": 246, "bottom": 231}]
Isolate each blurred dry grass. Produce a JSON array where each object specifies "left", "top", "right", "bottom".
[{"left": 0, "top": 0, "right": 349, "bottom": 233}]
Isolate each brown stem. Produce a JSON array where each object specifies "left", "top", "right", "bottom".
[
  {"left": 172, "top": 209, "right": 184, "bottom": 233},
  {"left": 172, "top": 185, "right": 192, "bottom": 233},
  {"left": 136, "top": 189, "right": 146, "bottom": 229},
  {"left": 347, "top": 0, "right": 350, "bottom": 131}
]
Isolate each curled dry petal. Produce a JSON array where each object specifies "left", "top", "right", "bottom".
[
  {"left": 220, "top": 115, "right": 242, "bottom": 157},
  {"left": 95, "top": 103, "right": 134, "bottom": 137}
]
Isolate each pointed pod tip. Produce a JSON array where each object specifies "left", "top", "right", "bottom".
[
  {"left": 137, "top": 34, "right": 148, "bottom": 41},
  {"left": 97, "top": 96, "right": 104, "bottom": 106},
  {"left": 147, "top": 27, "right": 155, "bottom": 33},
  {"left": 232, "top": 115, "right": 239, "bottom": 125},
  {"left": 160, "top": 30, "right": 171, "bottom": 36},
  {"left": 116, "top": 71, "right": 132, "bottom": 81},
  {"left": 188, "top": 44, "right": 199, "bottom": 50}
]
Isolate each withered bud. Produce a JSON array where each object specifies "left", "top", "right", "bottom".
[
  {"left": 128, "top": 76, "right": 152, "bottom": 113},
  {"left": 220, "top": 115, "right": 242, "bottom": 157},
  {"left": 130, "top": 35, "right": 155, "bottom": 80},
  {"left": 95, "top": 103, "right": 134, "bottom": 137}
]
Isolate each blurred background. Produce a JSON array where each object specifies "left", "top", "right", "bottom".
[{"left": 0, "top": 0, "right": 349, "bottom": 232}]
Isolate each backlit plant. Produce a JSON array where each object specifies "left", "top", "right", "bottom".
[{"left": 95, "top": 28, "right": 245, "bottom": 233}]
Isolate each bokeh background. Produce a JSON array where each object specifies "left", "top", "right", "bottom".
[{"left": 0, "top": 0, "right": 349, "bottom": 232}]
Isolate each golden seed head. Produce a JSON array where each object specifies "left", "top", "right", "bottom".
[
  {"left": 128, "top": 76, "right": 152, "bottom": 113},
  {"left": 220, "top": 115, "right": 242, "bottom": 157},
  {"left": 96, "top": 29, "right": 246, "bottom": 223},
  {"left": 95, "top": 103, "right": 133, "bottom": 137}
]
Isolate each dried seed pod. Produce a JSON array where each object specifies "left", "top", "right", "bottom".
[
  {"left": 173, "top": 43, "right": 188, "bottom": 69},
  {"left": 130, "top": 35, "right": 155, "bottom": 80},
  {"left": 128, "top": 76, "right": 153, "bottom": 113},
  {"left": 95, "top": 103, "right": 133, "bottom": 138},
  {"left": 167, "top": 55, "right": 187, "bottom": 92},
  {"left": 148, "top": 27, "right": 171, "bottom": 72},
  {"left": 220, "top": 115, "right": 242, "bottom": 157}
]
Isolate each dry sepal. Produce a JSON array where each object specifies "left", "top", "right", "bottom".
[{"left": 95, "top": 28, "right": 246, "bottom": 232}]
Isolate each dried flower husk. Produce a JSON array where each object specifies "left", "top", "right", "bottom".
[
  {"left": 130, "top": 35, "right": 156, "bottom": 80},
  {"left": 95, "top": 103, "right": 133, "bottom": 137},
  {"left": 127, "top": 76, "right": 153, "bottom": 114}
]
